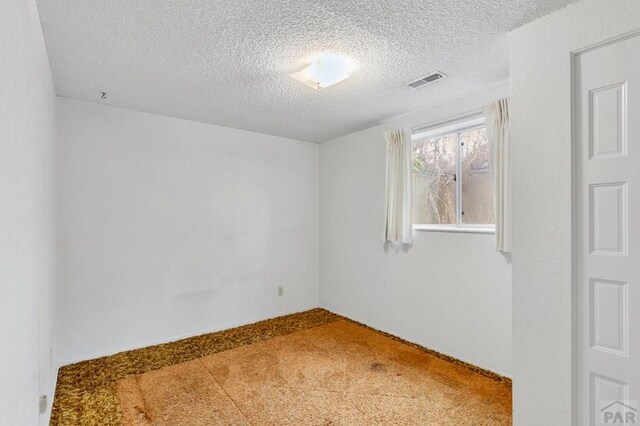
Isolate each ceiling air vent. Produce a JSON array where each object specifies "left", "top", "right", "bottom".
[{"left": 407, "top": 71, "right": 446, "bottom": 89}]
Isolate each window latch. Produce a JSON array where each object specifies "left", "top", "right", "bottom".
[{"left": 453, "top": 173, "right": 457, "bottom": 182}]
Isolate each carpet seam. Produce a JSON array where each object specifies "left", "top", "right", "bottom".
[
  {"left": 196, "top": 358, "right": 254, "bottom": 426},
  {"left": 133, "top": 374, "right": 154, "bottom": 425}
]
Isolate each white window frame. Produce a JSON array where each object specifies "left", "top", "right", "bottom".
[{"left": 411, "top": 112, "right": 495, "bottom": 234}]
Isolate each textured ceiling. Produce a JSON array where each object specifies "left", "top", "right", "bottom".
[{"left": 37, "top": 0, "right": 577, "bottom": 143}]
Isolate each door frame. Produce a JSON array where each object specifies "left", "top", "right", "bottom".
[{"left": 571, "top": 28, "right": 640, "bottom": 426}]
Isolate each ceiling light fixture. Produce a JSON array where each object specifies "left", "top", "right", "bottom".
[{"left": 290, "top": 53, "right": 354, "bottom": 90}]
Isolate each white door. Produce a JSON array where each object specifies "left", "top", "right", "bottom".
[{"left": 576, "top": 33, "right": 640, "bottom": 426}]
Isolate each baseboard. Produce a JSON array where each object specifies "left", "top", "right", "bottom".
[
  {"left": 323, "top": 305, "right": 512, "bottom": 382},
  {"left": 59, "top": 304, "right": 510, "bottom": 383},
  {"left": 59, "top": 304, "right": 320, "bottom": 367}
]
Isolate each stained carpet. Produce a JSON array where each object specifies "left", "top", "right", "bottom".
[
  {"left": 116, "top": 320, "right": 511, "bottom": 425},
  {"left": 51, "top": 309, "right": 511, "bottom": 425}
]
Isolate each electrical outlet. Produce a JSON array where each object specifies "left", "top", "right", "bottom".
[
  {"left": 39, "top": 395, "right": 47, "bottom": 414},
  {"left": 277, "top": 286, "right": 284, "bottom": 296}
]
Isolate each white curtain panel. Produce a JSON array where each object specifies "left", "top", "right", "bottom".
[
  {"left": 484, "top": 98, "right": 512, "bottom": 252},
  {"left": 383, "top": 128, "right": 413, "bottom": 244}
]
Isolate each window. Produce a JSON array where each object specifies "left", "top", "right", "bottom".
[{"left": 411, "top": 115, "right": 495, "bottom": 233}]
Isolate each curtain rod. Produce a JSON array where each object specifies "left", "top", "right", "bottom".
[{"left": 410, "top": 108, "right": 484, "bottom": 135}]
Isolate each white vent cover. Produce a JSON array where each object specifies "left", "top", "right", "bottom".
[{"left": 407, "top": 71, "right": 447, "bottom": 89}]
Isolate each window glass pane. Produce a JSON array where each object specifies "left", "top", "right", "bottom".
[
  {"left": 460, "top": 127, "right": 494, "bottom": 224},
  {"left": 412, "top": 133, "right": 457, "bottom": 225}
]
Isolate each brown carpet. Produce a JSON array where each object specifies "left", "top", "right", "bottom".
[
  {"left": 51, "top": 309, "right": 341, "bottom": 425},
  {"left": 50, "top": 309, "right": 511, "bottom": 425},
  {"left": 116, "top": 320, "right": 511, "bottom": 425}
]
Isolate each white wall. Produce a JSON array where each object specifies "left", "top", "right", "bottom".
[
  {"left": 0, "top": 0, "right": 57, "bottom": 424},
  {"left": 319, "top": 85, "right": 512, "bottom": 376},
  {"left": 56, "top": 98, "right": 319, "bottom": 364},
  {"left": 509, "top": 1, "right": 640, "bottom": 424}
]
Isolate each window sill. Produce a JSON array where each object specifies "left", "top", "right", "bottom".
[{"left": 413, "top": 225, "right": 495, "bottom": 234}]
